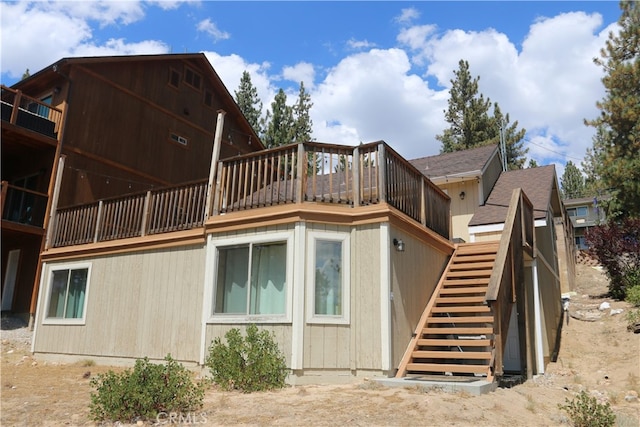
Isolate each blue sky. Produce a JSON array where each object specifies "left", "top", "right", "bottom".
[{"left": 0, "top": 1, "right": 623, "bottom": 174}]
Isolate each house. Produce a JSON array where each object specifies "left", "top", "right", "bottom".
[
  {"left": 1, "top": 54, "right": 263, "bottom": 324},
  {"left": 22, "top": 55, "right": 573, "bottom": 386},
  {"left": 409, "top": 144, "right": 502, "bottom": 243},
  {"left": 564, "top": 196, "right": 607, "bottom": 250}
]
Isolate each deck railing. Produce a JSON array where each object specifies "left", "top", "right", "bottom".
[
  {"left": 1, "top": 85, "right": 63, "bottom": 139},
  {"left": 1, "top": 181, "right": 49, "bottom": 228},
  {"left": 52, "top": 180, "right": 208, "bottom": 247},
  {"left": 484, "top": 188, "right": 534, "bottom": 378},
  {"left": 51, "top": 142, "right": 451, "bottom": 247}
]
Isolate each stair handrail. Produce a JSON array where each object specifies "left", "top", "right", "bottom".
[{"left": 484, "top": 188, "right": 533, "bottom": 378}]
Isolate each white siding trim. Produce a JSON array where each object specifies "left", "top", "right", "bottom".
[
  {"left": 291, "top": 221, "right": 306, "bottom": 370},
  {"left": 200, "top": 234, "right": 215, "bottom": 365},
  {"left": 31, "top": 261, "right": 47, "bottom": 354},
  {"left": 531, "top": 259, "right": 545, "bottom": 374},
  {"left": 379, "top": 223, "right": 391, "bottom": 371},
  {"left": 468, "top": 223, "right": 504, "bottom": 235}
]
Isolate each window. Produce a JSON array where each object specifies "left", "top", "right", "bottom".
[
  {"left": 307, "top": 231, "right": 350, "bottom": 324},
  {"left": 44, "top": 264, "right": 90, "bottom": 324},
  {"left": 169, "top": 68, "right": 180, "bottom": 88},
  {"left": 169, "top": 132, "right": 188, "bottom": 146},
  {"left": 568, "top": 207, "right": 588, "bottom": 217},
  {"left": 184, "top": 67, "right": 202, "bottom": 90},
  {"left": 204, "top": 90, "right": 213, "bottom": 108},
  {"left": 214, "top": 242, "right": 287, "bottom": 316}
]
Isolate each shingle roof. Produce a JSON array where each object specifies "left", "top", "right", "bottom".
[
  {"left": 468, "top": 165, "right": 558, "bottom": 226},
  {"left": 409, "top": 144, "right": 499, "bottom": 179}
]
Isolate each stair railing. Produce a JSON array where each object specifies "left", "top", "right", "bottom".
[{"left": 484, "top": 188, "right": 534, "bottom": 379}]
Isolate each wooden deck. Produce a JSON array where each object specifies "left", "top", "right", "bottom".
[{"left": 50, "top": 141, "right": 451, "bottom": 248}]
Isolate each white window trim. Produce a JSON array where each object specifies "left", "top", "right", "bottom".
[
  {"left": 42, "top": 262, "right": 92, "bottom": 325},
  {"left": 207, "top": 231, "right": 294, "bottom": 324},
  {"left": 306, "top": 230, "right": 350, "bottom": 325}
]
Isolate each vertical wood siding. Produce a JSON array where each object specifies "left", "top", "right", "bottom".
[{"left": 34, "top": 245, "right": 206, "bottom": 362}]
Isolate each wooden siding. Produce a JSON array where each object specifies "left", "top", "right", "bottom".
[
  {"left": 34, "top": 245, "right": 206, "bottom": 363},
  {"left": 440, "top": 180, "right": 480, "bottom": 242},
  {"left": 389, "top": 226, "right": 450, "bottom": 371},
  {"left": 482, "top": 153, "right": 503, "bottom": 204}
]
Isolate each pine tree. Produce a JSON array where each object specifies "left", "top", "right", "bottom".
[
  {"left": 560, "top": 161, "right": 586, "bottom": 199},
  {"left": 262, "top": 89, "right": 294, "bottom": 148},
  {"left": 436, "top": 59, "right": 527, "bottom": 169},
  {"left": 234, "top": 71, "right": 263, "bottom": 136},
  {"left": 292, "top": 82, "right": 313, "bottom": 143},
  {"left": 582, "top": 124, "right": 609, "bottom": 196},
  {"left": 527, "top": 159, "right": 539, "bottom": 168},
  {"left": 21, "top": 69, "right": 30, "bottom": 80},
  {"left": 585, "top": 1, "right": 640, "bottom": 218}
]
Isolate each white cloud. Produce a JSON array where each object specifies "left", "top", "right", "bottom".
[
  {"left": 196, "top": 18, "right": 230, "bottom": 42},
  {"left": 395, "top": 7, "right": 420, "bottom": 25},
  {"left": 346, "top": 38, "right": 376, "bottom": 50},
  {"left": 282, "top": 62, "right": 315, "bottom": 89}
]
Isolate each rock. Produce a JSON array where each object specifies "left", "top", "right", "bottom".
[
  {"left": 570, "top": 310, "right": 603, "bottom": 321},
  {"left": 625, "top": 390, "right": 639, "bottom": 402},
  {"left": 137, "top": 420, "right": 145, "bottom": 426},
  {"left": 598, "top": 301, "right": 610, "bottom": 311},
  {"left": 610, "top": 308, "right": 623, "bottom": 315}
]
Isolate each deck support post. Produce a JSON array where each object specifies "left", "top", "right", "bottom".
[
  {"left": 352, "top": 146, "right": 360, "bottom": 207},
  {"left": 94, "top": 201, "right": 104, "bottom": 243},
  {"left": 377, "top": 143, "right": 386, "bottom": 203},
  {"left": 295, "top": 143, "right": 305, "bottom": 203},
  {"left": 140, "top": 191, "right": 151, "bottom": 236},
  {"left": 205, "top": 110, "right": 226, "bottom": 220}
]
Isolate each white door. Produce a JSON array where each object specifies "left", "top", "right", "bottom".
[
  {"left": 1, "top": 250, "right": 21, "bottom": 311},
  {"left": 503, "top": 304, "right": 522, "bottom": 373}
]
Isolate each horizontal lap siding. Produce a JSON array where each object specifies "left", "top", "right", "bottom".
[{"left": 34, "top": 245, "right": 206, "bottom": 363}]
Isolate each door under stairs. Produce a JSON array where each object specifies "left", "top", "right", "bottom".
[{"left": 396, "top": 242, "right": 500, "bottom": 381}]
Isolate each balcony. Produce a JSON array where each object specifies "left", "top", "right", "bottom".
[
  {"left": 50, "top": 142, "right": 451, "bottom": 248},
  {"left": 1, "top": 85, "right": 63, "bottom": 140},
  {"left": 1, "top": 181, "right": 48, "bottom": 231}
]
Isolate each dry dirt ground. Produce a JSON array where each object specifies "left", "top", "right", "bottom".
[{"left": 1, "top": 263, "right": 639, "bottom": 426}]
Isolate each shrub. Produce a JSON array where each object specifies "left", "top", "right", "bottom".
[
  {"left": 585, "top": 218, "right": 640, "bottom": 299},
  {"left": 206, "top": 324, "right": 287, "bottom": 392},
  {"left": 89, "top": 354, "right": 205, "bottom": 423},
  {"left": 558, "top": 390, "right": 615, "bottom": 427},
  {"left": 626, "top": 284, "right": 640, "bottom": 307}
]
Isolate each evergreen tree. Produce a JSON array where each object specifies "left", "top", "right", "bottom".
[
  {"left": 560, "top": 161, "right": 586, "bottom": 200},
  {"left": 21, "top": 69, "right": 30, "bottom": 80},
  {"left": 262, "top": 89, "right": 294, "bottom": 148},
  {"left": 234, "top": 71, "right": 263, "bottom": 136},
  {"left": 585, "top": 1, "right": 640, "bottom": 218},
  {"left": 582, "top": 124, "right": 609, "bottom": 196},
  {"left": 436, "top": 59, "right": 527, "bottom": 169},
  {"left": 292, "top": 81, "right": 313, "bottom": 143},
  {"left": 527, "top": 159, "right": 539, "bottom": 168}
]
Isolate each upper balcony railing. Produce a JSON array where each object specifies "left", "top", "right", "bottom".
[
  {"left": 1, "top": 181, "right": 48, "bottom": 228},
  {"left": 50, "top": 141, "right": 451, "bottom": 248},
  {"left": 1, "top": 85, "right": 63, "bottom": 140}
]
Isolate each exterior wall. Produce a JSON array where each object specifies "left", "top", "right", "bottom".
[
  {"left": 34, "top": 245, "right": 206, "bottom": 363},
  {"left": 472, "top": 230, "right": 502, "bottom": 243},
  {"left": 482, "top": 154, "right": 503, "bottom": 203},
  {"left": 389, "top": 226, "right": 450, "bottom": 372},
  {"left": 441, "top": 180, "right": 480, "bottom": 242}
]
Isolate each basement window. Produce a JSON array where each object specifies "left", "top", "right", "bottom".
[{"left": 43, "top": 263, "right": 91, "bottom": 325}]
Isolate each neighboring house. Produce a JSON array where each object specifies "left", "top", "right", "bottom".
[
  {"left": 564, "top": 196, "right": 607, "bottom": 250},
  {"left": 467, "top": 165, "right": 571, "bottom": 372},
  {"left": 1, "top": 54, "right": 263, "bottom": 323},
  {"left": 410, "top": 144, "right": 502, "bottom": 243}
]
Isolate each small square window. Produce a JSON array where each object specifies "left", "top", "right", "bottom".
[
  {"left": 44, "top": 264, "right": 90, "bottom": 324},
  {"left": 184, "top": 67, "right": 202, "bottom": 90},
  {"left": 204, "top": 90, "right": 213, "bottom": 108},
  {"left": 169, "top": 132, "right": 188, "bottom": 146}
]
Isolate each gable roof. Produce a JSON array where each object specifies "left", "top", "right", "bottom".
[
  {"left": 468, "top": 165, "right": 561, "bottom": 227},
  {"left": 409, "top": 144, "right": 499, "bottom": 180}
]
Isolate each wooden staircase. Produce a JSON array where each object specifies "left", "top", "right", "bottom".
[{"left": 397, "top": 242, "right": 500, "bottom": 381}]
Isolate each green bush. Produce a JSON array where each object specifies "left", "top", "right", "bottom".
[
  {"left": 89, "top": 354, "right": 205, "bottom": 423},
  {"left": 558, "top": 390, "right": 615, "bottom": 427},
  {"left": 625, "top": 284, "right": 640, "bottom": 307},
  {"left": 206, "top": 324, "right": 287, "bottom": 392}
]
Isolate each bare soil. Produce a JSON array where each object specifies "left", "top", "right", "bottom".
[{"left": 1, "top": 263, "right": 639, "bottom": 426}]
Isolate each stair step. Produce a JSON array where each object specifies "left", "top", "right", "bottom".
[
  {"left": 418, "top": 338, "right": 492, "bottom": 347},
  {"left": 406, "top": 363, "right": 490, "bottom": 375},
  {"left": 439, "top": 287, "right": 488, "bottom": 295},
  {"left": 436, "top": 296, "right": 486, "bottom": 304},
  {"left": 443, "top": 278, "right": 490, "bottom": 286},
  {"left": 446, "top": 270, "right": 492, "bottom": 278},
  {"left": 412, "top": 350, "right": 492, "bottom": 360},
  {"left": 432, "top": 305, "right": 491, "bottom": 313},
  {"left": 422, "top": 326, "right": 493, "bottom": 335},
  {"left": 451, "top": 254, "right": 496, "bottom": 263},
  {"left": 428, "top": 316, "right": 494, "bottom": 324},
  {"left": 449, "top": 261, "right": 495, "bottom": 271}
]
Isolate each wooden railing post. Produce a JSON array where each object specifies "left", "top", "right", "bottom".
[
  {"left": 140, "top": 191, "right": 151, "bottom": 236},
  {"left": 420, "top": 179, "right": 427, "bottom": 227},
  {"left": 10, "top": 90, "right": 21, "bottom": 125},
  {"left": 378, "top": 143, "right": 387, "bottom": 203},
  {"left": 353, "top": 146, "right": 360, "bottom": 207},
  {"left": 93, "top": 201, "right": 104, "bottom": 243},
  {"left": 212, "top": 161, "right": 224, "bottom": 216},
  {"left": 296, "top": 143, "right": 305, "bottom": 203},
  {"left": 1, "top": 180, "right": 7, "bottom": 219}
]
